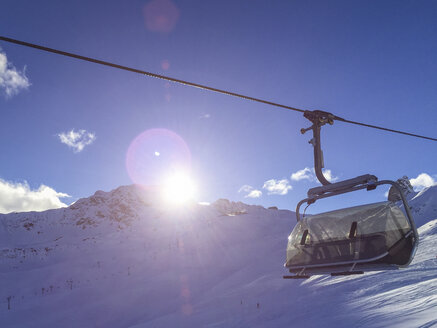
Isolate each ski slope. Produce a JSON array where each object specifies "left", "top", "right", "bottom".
[{"left": 1, "top": 184, "right": 436, "bottom": 327}]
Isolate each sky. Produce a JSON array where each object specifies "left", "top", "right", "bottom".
[{"left": 0, "top": 0, "right": 436, "bottom": 213}]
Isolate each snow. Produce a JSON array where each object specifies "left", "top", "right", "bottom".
[
  {"left": 0, "top": 184, "right": 436, "bottom": 327},
  {"left": 410, "top": 185, "right": 437, "bottom": 228}
]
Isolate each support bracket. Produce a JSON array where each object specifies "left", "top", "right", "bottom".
[{"left": 301, "top": 110, "right": 336, "bottom": 186}]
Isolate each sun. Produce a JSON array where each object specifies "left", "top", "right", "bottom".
[{"left": 161, "top": 172, "right": 197, "bottom": 205}]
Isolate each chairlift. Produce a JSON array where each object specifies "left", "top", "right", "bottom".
[{"left": 283, "top": 111, "right": 419, "bottom": 279}]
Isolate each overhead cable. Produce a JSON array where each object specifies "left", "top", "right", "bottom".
[{"left": 1, "top": 36, "right": 436, "bottom": 142}]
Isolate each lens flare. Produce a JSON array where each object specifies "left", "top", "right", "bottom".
[
  {"left": 143, "top": 0, "right": 180, "bottom": 33},
  {"left": 161, "top": 60, "right": 170, "bottom": 70},
  {"left": 126, "top": 128, "right": 192, "bottom": 188}
]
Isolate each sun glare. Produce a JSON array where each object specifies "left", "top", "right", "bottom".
[{"left": 162, "top": 172, "right": 197, "bottom": 205}]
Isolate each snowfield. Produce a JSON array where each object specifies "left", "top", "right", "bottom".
[{"left": 1, "top": 184, "right": 436, "bottom": 327}]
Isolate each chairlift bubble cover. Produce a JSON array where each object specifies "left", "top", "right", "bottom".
[{"left": 286, "top": 202, "right": 415, "bottom": 272}]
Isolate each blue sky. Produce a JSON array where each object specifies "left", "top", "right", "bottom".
[{"left": 0, "top": 0, "right": 436, "bottom": 213}]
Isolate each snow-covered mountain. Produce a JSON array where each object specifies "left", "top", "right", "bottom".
[
  {"left": 409, "top": 185, "right": 437, "bottom": 228},
  {"left": 1, "top": 184, "right": 436, "bottom": 327}
]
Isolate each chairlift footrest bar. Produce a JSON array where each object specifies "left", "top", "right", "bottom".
[
  {"left": 330, "top": 271, "right": 364, "bottom": 276},
  {"left": 283, "top": 275, "right": 310, "bottom": 279}
]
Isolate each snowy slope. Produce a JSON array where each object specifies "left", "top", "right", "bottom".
[
  {"left": 409, "top": 185, "right": 437, "bottom": 228},
  {"left": 0, "top": 184, "right": 436, "bottom": 327}
]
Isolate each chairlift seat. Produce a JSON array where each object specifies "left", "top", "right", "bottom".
[
  {"left": 285, "top": 111, "right": 419, "bottom": 278},
  {"left": 285, "top": 201, "right": 417, "bottom": 275}
]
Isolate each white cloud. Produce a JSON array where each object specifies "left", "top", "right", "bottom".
[
  {"left": 410, "top": 173, "right": 436, "bottom": 192},
  {"left": 200, "top": 113, "right": 210, "bottom": 119},
  {"left": 238, "top": 185, "right": 262, "bottom": 198},
  {"left": 238, "top": 185, "right": 252, "bottom": 193},
  {"left": 290, "top": 167, "right": 338, "bottom": 183},
  {"left": 262, "top": 179, "right": 292, "bottom": 195},
  {"left": 0, "top": 49, "right": 30, "bottom": 97},
  {"left": 0, "top": 179, "right": 70, "bottom": 214},
  {"left": 322, "top": 169, "right": 338, "bottom": 183},
  {"left": 291, "top": 167, "right": 313, "bottom": 181},
  {"left": 246, "top": 189, "right": 262, "bottom": 198},
  {"left": 58, "top": 129, "right": 96, "bottom": 153}
]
